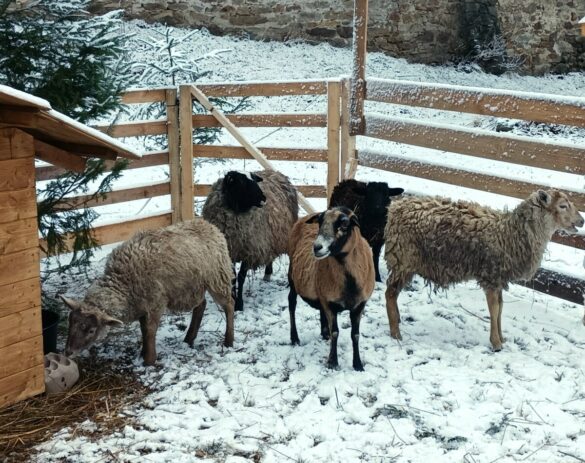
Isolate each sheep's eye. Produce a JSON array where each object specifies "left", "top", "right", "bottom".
[{"left": 559, "top": 204, "right": 568, "bottom": 210}]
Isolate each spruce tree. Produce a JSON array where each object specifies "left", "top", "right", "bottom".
[{"left": 0, "top": 0, "right": 134, "bottom": 282}]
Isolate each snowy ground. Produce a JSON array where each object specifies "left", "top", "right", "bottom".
[{"left": 35, "top": 20, "right": 585, "bottom": 463}]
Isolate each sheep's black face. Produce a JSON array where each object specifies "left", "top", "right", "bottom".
[
  {"left": 222, "top": 171, "right": 266, "bottom": 213},
  {"left": 364, "top": 182, "right": 404, "bottom": 218},
  {"left": 308, "top": 207, "right": 359, "bottom": 259}
]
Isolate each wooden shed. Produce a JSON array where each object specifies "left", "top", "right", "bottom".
[
  {"left": 0, "top": 85, "right": 140, "bottom": 408},
  {"left": 580, "top": 16, "right": 585, "bottom": 36}
]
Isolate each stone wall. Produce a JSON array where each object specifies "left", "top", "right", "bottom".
[{"left": 88, "top": 0, "right": 585, "bottom": 74}]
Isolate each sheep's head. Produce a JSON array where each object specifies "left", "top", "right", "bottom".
[
  {"left": 61, "top": 296, "right": 123, "bottom": 356},
  {"left": 307, "top": 207, "right": 360, "bottom": 259},
  {"left": 364, "top": 182, "right": 404, "bottom": 217},
  {"left": 221, "top": 171, "right": 266, "bottom": 213},
  {"left": 531, "top": 189, "right": 584, "bottom": 233}
]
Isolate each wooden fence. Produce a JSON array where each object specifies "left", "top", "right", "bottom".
[
  {"left": 36, "top": 77, "right": 585, "bottom": 304},
  {"left": 354, "top": 77, "right": 585, "bottom": 304}
]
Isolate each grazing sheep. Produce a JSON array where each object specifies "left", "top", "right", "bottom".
[
  {"left": 62, "top": 219, "right": 235, "bottom": 365},
  {"left": 384, "top": 189, "right": 584, "bottom": 351},
  {"left": 330, "top": 179, "right": 404, "bottom": 282},
  {"left": 288, "top": 207, "right": 375, "bottom": 370},
  {"left": 202, "top": 170, "right": 298, "bottom": 311}
]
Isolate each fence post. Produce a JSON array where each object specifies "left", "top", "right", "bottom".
[
  {"left": 340, "top": 77, "right": 357, "bottom": 179},
  {"left": 327, "top": 80, "right": 341, "bottom": 202},
  {"left": 179, "top": 85, "right": 195, "bottom": 220},
  {"left": 350, "top": 0, "right": 368, "bottom": 136},
  {"left": 166, "top": 89, "right": 181, "bottom": 223}
]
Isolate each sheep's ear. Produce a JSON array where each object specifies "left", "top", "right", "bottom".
[
  {"left": 537, "top": 189, "right": 551, "bottom": 206},
  {"left": 61, "top": 295, "right": 81, "bottom": 311},
  {"left": 101, "top": 313, "right": 123, "bottom": 327},
  {"left": 388, "top": 188, "right": 404, "bottom": 197},
  {"left": 306, "top": 212, "right": 323, "bottom": 224},
  {"left": 251, "top": 173, "right": 263, "bottom": 182}
]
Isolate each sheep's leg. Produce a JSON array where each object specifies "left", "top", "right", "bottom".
[
  {"left": 208, "top": 289, "right": 235, "bottom": 348},
  {"left": 288, "top": 275, "right": 300, "bottom": 345},
  {"left": 142, "top": 314, "right": 161, "bottom": 366},
  {"left": 184, "top": 299, "right": 206, "bottom": 347},
  {"left": 322, "top": 302, "right": 339, "bottom": 369},
  {"left": 385, "top": 278, "right": 403, "bottom": 341},
  {"left": 497, "top": 289, "right": 505, "bottom": 343},
  {"left": 319, "top": 308, "right": 330, "bottom": 341},
  {"left": 350, "top": 302, "right": 366, "bottom": 371},
  {"left": 139, "top": 316, "right": 147, "bottom": 358},
  {"left": 485, "top": 288, "right": 503, "bottom": 352},
  {"left": 372, "top": 244, "right": 383, "bottom": 283},
  {"left": 235, "top": 262, "right": 249, "bottom": 311},
  {"left": 263, "top": 262, "right": 273, "bottom": 282}
]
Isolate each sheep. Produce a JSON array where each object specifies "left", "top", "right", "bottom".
[
  {"left": 330, "top": 179, "right": 404, "bottom": 282},
  {"left": 288, "top": 206, "right": 375, "bottom": 370},
  {"left": 202, "top": 170, "right": 298, "bottom": 311},
  {"left": 383, "top": 189, "right": 584, "bottom": 351},
  {"left": 61, "top": 218, "right": 235, "bottom": 366}
]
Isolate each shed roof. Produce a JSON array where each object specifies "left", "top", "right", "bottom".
[
  {"left": 0, "top": 85, "right": 141, "bottom": 169},
  {"left": 580, "top": 16, "right": 585, "bottom": 24}
]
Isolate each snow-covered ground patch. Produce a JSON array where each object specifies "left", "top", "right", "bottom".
[
  {"left": 36, "top": 19, "right": 585, "bottom": 463},
  {"left": 38, "top": 256, "right": 585, "bottom": 463}
]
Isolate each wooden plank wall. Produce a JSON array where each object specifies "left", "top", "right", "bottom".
[{"left": 0, "top": 128, "right": 44, "bottom": 408}]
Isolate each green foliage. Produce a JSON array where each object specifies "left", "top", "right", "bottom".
[
  {"left": 0, "top": 1, "right": 135, "bottom": 278},
  {"left": 38, "top": 158, "right": 128, "bottom": 275},
  {"left": 0, "top": 1, "right": 133, "bottom": 123}
]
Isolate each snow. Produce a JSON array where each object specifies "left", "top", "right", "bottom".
[
  {"left": 0, "top": 83, "right": 52, "bottom": 109},
  {"left": 34, "top": 19, "right": 585, "bottom": 463}
]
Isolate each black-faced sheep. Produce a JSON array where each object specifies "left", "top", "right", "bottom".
[
  {"left": 384, "top": 189, "right": 584, "bottom": 351},
  {"left": 330, "top": 179, "right": 404, "bottom": 282},
  {"left": 202, "top": 170, "right": 298, "bottom": 311},
  {"left": 288, "top": 207, "right": 375, "bottom": 370},
  {"left": 62, "top": 219, "right": 235, "bottom": 365}
]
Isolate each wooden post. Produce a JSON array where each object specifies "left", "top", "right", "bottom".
[
  {"left": 350, "top": 0, "right": 368, "bottom": 136},
  {"left": 179, "top": 85, "right": 195, "bottom": 221},
  {"left": 188, "top": 85, "right": 316, "bottom": 214},
  {"left": 327, "top": 80, "right": 341, "bottom": 201},
  {"left": 340, "top": 77, "right": 357, "bottom": 179},
  {"left": 166, "top": 89, "right": 181, "bottom": 223}
]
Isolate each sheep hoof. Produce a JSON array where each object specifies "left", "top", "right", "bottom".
[
  {"left": 390, "top": 331, "right": 402, "bottom": 341},
  {"left": 291, "top": 337, "right": 300, "bottom": 346},
  {"left": 263, "top": 274, "right": 272, "bottom": 282},
  {"left": 235, "top": 300, "right": 244, "bottom": 312},
  {"left": 375, "top": 276, "right": 382, "bottom": 283},
  {"left": 326, "top": 360, "right": 339, "bottom": 370},
  {"left": 353, "top": 362, "right": 365, "bottom": 372},
  {"left": 183, "top": 337, "right": 195, "bottom": 348},
  {"left": 491, "top": 344, "right": 503, "bottom": 352},
  {"left": 224, "top": 339, "right": 234, "bottom": 348},
  {"left": 143, "top": 355, "right": 157, "bottom": 366},
  {"left": 321, "top": 331, "right": 330, "bottom": 341}
]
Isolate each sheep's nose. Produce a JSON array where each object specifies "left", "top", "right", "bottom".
[
  {"left": 577, "top": 215, "right": 585, "bottom": 228},
  {"left": 313, "top": 243, "right": 323, "bottom": 254}
]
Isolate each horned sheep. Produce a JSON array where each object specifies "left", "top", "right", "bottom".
[
  {"left": 330, "top": 179, "right": 404, "bottom": 282},
  {"left": 202, "top": 170, "right": 298, "bottom": 311},
  {"left": 62, "top": 219, "right": 235, "bottom": 366},
  {"left": 288, "top": 207, "right": 375, "bottom": 370},
  {"left": 384, "top": 189, "right": 584, "bottom": 351}
]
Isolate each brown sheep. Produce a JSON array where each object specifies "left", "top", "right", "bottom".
[
  {"left": 288, "top": 207, "right": 375, "bottom": 370},
  {"left": 384, "top": 189, "right": 584, "bottom": 351}
]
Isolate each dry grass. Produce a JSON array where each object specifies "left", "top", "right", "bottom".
[{"left": 0, "top": 356, "right": 150, "bottom": 462}]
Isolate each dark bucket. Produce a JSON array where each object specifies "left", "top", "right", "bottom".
[{"left": 42, "top": 310, "right": 60, "bottom": 354}]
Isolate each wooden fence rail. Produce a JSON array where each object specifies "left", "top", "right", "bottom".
[{"left": 36, "top": 77, "right": 585, "bottom": 305}]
